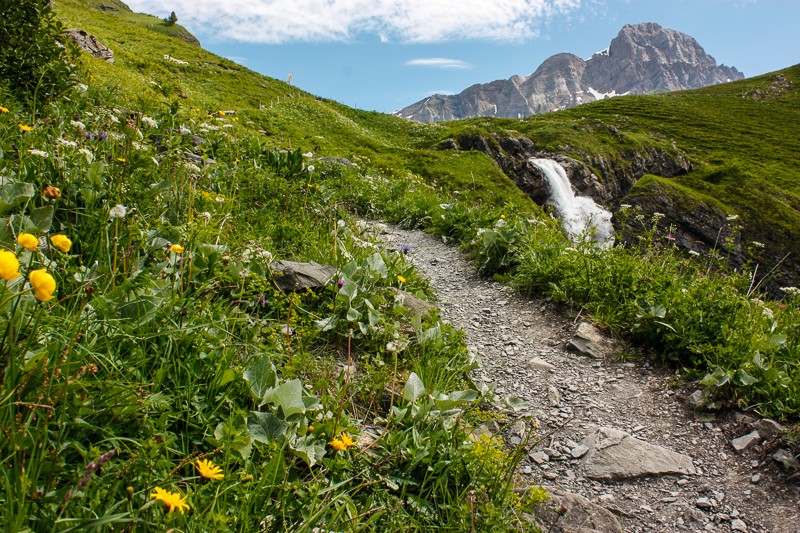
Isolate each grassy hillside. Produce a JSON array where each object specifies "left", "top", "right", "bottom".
[{"left": 0, "top": 1, "right": 797, "bottom": 530}]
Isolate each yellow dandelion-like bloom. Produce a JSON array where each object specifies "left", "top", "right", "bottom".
[
  {"left": 50, "top": 234, "right": 72, "bottom": 253},
  {"left": 329, "top": 432, "right": 357, "bottom": 451},
  {"left": 307, "top": 425, "right": 314, "bottom": 432},
  {"left": 17, "top": 233, "right": 38, "bottom": 251},
  {"left": 18, "top": 123, "right": 33, "bottom": 132},
  {"left": 150, "top": 487, "right": 190, "bottom": 514},
  {"left": 329, "top": 436, "right": 347, "bottom": 452},
  {"left": 340, "top": 432, "right": 356, "bottom": 448},
  {"left": 0, "top": 105, "right": 9, "bottom": 113},
  {"left": 29, "top": 269, "right": 56, "bottom": 301},
  {"left": 195, "top": 459, "right": 224, "bottom": 480},
  {"left": 0, "top": 250, "right": 21, "bottom": 280},
  {"left": 500, "top": 214, "right": 506, "bottom": 219},
  {"left": 116, "top": 157, "right": 126, "bottom": 163},
  {"left": 397, "top": 275, "right": 406, "bottom": 284},
  {"left": 170, "top": 244, "right": 184, "bottom": 254}
]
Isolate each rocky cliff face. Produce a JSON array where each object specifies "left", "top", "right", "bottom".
[{"left": 396, "top": 23, "right": 743, "bottom": 122}]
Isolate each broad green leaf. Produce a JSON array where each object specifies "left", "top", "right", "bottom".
[
  {"left": 0, "top": 182, "right": 34, "bottom": 215},
  {"left": 338, "top": 278, "right": 358, "bottom": 302},
  {"left": 366, "top": 252, "right": 388, "bottom": 277},
  {"left": 315, "top": 316, "right": 338, "bottom": 331},
  {"left": 290, "top": 435, "right": 326, "bottom": 467},
  {"left": 243, "top": 356, "right": 278, "bottom": 401},
  {"left": 403, "top": 372, "right": 425, "bottom": 403},
  {"left": 27, "top": 205, "right": 54, "bottom": 232},
  {"left": 737, "top": 369, "right": 759, "bottom": 386},
  {"left": 265, "top": 379, "right": 305, "bottom": 417},
  {"left": 434, "top": 390, "right": 479, "bottom": 410},
  {"left": 249, "top": 411, "right": 287, "bottom": 444},
  {"left": 346, "top": 306, "right": 361, "bottom": 322}
]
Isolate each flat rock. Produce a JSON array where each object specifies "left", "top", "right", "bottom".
[
  {"left": 731, "top": 431, "right": 761, "bottom": 453},
  {"left": 529, "top": 356, "right": 556, "bottom": 371},
  {"left": 752, "top": 418, "right": 785, "bottom": 440},
  {"left": 528, "top": 490, "right": 623, "bottom": 533},
  {"left": 772, "top": 449, "right": 800, "bottom": 471},
  {"left": 65, "top": 29, "right": 114, "bottom": 63},
  {"left": 568, "top": 321, "right": 623, "bottom": 359},
  {"left": 579, "top": 427, "right": 696, "bottom": 481},
  {"left": 269, "top": 261, "right": 337, "bottom": 291}
]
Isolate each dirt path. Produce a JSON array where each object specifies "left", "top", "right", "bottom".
[{"left": 382, "top": 225, "right": 799, "bottom": 533}]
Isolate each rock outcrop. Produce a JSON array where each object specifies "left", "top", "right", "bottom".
[{"left": 396, "top": 23, "right": 743, "bottom": 122}]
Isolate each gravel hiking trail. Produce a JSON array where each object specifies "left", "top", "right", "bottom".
[{"left": 381, "top": 224, "right": 799, "bottom": 533}]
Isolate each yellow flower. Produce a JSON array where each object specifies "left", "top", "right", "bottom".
[
  {"left": 43, "top": 185, "right": 61, "bottom": 199},
  {"left": 329, "top": 432, "right": 357, "bottom": 451},
  {"left": 397, "top": 275, "right": 406, "bottom": 284},
  {"left": 307, "top": 425, "right": 314, "bottom": 432},
  {"left": 18, "top": 123, "right": 33, "bottom": 132},
  {"left": 50, "top": 234, "right": 72, "bottom": 253},
  {"left": 329, "top": 436, "right": 347, "bottom": 451},
  {"left": 0, "top": 106, "right": 8, "bottom": 113},
  {"left": 340, "top": 432, "right": 356, "bottom": 448},
  {"left": 150, "top": 486, "right": 190, "bottom": 514},
  {"left": 116, "top": 157, "right": 126, "bottom": 163},
  {"left": 170, "top": 244, "right": 184, "bottom": 254},
  {"left": 17, "top": 233, "right": 38, "bottom": 251},
  {"left": 195, "top": 459, "right": 224, "bottom": 480},
  {"left": 500, "top": 214, "right": 506, "bottom": 219},
  {"left": 0, "top": 250, "right": 21, "bottom": 280},
  {"left": 29, "top": 269, "right": 56, "bottom": 301}
]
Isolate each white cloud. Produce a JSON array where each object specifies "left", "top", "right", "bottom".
[
  {"left": 405, "top": 58, "right": 472, "bottom": 69},
  {"left": 124, "top": 0, "right": 582, "bottom": 44}
]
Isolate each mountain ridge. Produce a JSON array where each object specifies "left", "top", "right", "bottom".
[{"left": 396, "top": 22, "right": 743, "bottom": 122}]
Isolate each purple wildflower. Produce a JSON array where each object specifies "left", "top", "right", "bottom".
[{"left": 400, "top": 244, "right": 414, "bottom": 254}]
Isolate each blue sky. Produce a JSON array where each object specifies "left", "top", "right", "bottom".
[{"left": 124, "top": 0, "right": 799, "bottom": 113}]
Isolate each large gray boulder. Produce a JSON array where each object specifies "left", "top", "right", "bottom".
[
  {"left": 65, "top": 29, "right": 114, "bottom": 63},
  {"left": 528, "top": 490, "right": 623, "bottom": 533},
  {"left": 568, "top": 321, "right": 623, "bottom": 359},
  {"left": 269, "top": 261, "right": 337, "bottom": 292},
  {"left": 580, "top": 427, "right": 696, "bottom": 481}
]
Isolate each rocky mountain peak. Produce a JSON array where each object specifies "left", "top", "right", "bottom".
[{"left": 395, "top": 23, "right": 744, "bottom": 123}]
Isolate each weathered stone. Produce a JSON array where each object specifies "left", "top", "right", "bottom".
[
  {"left": 529, "top": 451, "right": 549, "bottom": 464},
  {"left": 695, "top": 497, "right": 714, "bottom": 510},
  {"left": 579, "top": 427, "right": 696, "bottom": 481},
  {"left": 686, "top": 390, "right": 705, "bottom": 410},
  {"left": 269, "top": 261, "right": 337, "bottom": 291},
  {"left": 528, "top": 356, "right": 556, "bottom": 371},
  {"left": 391, "top": 288, "right": 434, "bottom": 317},
  {"left": 529, "top": 490, "right": 623, "bottom": 533},
  {"left": 731, "top": 518, "right": 748, "bottom": 531},
  {"left": 568, "top": 321, "right": 623, "bottom": 359},
  {"left": 319, "top": 156, "right": 356, "bottom": 167},
  {"left": 65, "top": 29, "right": 114, "bottom": 63},
  {"left": 571, "top": 444, "right": 590, "bottom": 459},
  {"left": 752, "top": 418, "right": 785, "bottom": 440},
  {"left": 730, "top": 431, "right": 761, "bottom": 453},
  {"left": 547, "top": 385, "right": 562, "bottom": 406}
]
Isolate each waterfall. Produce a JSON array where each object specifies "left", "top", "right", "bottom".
[{"left": 529, "top": 158, "right": 615, "bottom": 246}]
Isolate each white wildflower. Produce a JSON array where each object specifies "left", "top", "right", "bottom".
[
  {"left": 109, "top": 204, "right": 128, "bottom": 219},
  {"left": 70, "top": 120, "right": 86, "bottom": 129},
  {"left": 200, "top": 211, "right": 212, "bottom": 223},
  {"left": 780, "top": 286, "right": 800, "bottom": 297},
  {"left": 688, "top": 250, "right": 701, "bottom": 257},
  {"left": 726, "top": 214, "right": 739, "bottom": 221},
  {"left": 762, "top": 307, "right": 774, "bottom": 320},
  {"left": 78, "top": 148, "right": 94, "bottom": 162},
  {"left": 303, "top": 152, "right": 313, "bottom": 158},
  {"left": 76, "top": 83, "right": 88, "bottom": 92},
  {"left": 179, "top": 126, "right": 191, "bottom": 135},
  {"left": 109, "top": 115, "right": 119, "bottom": 123},
  {"left": 751, "top": 241, "right": 764, "bottom": 249},
  {"left": 652, "top": 212, "right": 665, "bottom": 219},
  {"left": 141, "top": 116, "right": 158, "bottom": 128},
  {"left": 56, "top": 138, "right": 78, "bottom": 148},
  {"left": 619, "top": 203, "right": 632, "bottom": 209},
  {"left": 28, "top": 149, "right": 49, "bottom": 157},
  {"left": 307, "top": 165, "right": 315, "bottom": 172}
]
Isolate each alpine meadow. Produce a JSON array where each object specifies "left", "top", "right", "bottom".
[{"left": 0, "top": 0, "right": 798, "bottom": 531}]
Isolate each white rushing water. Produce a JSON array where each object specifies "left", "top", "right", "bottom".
[{"left": 529, "top": 158, "right": 615, "bottom": 246}]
